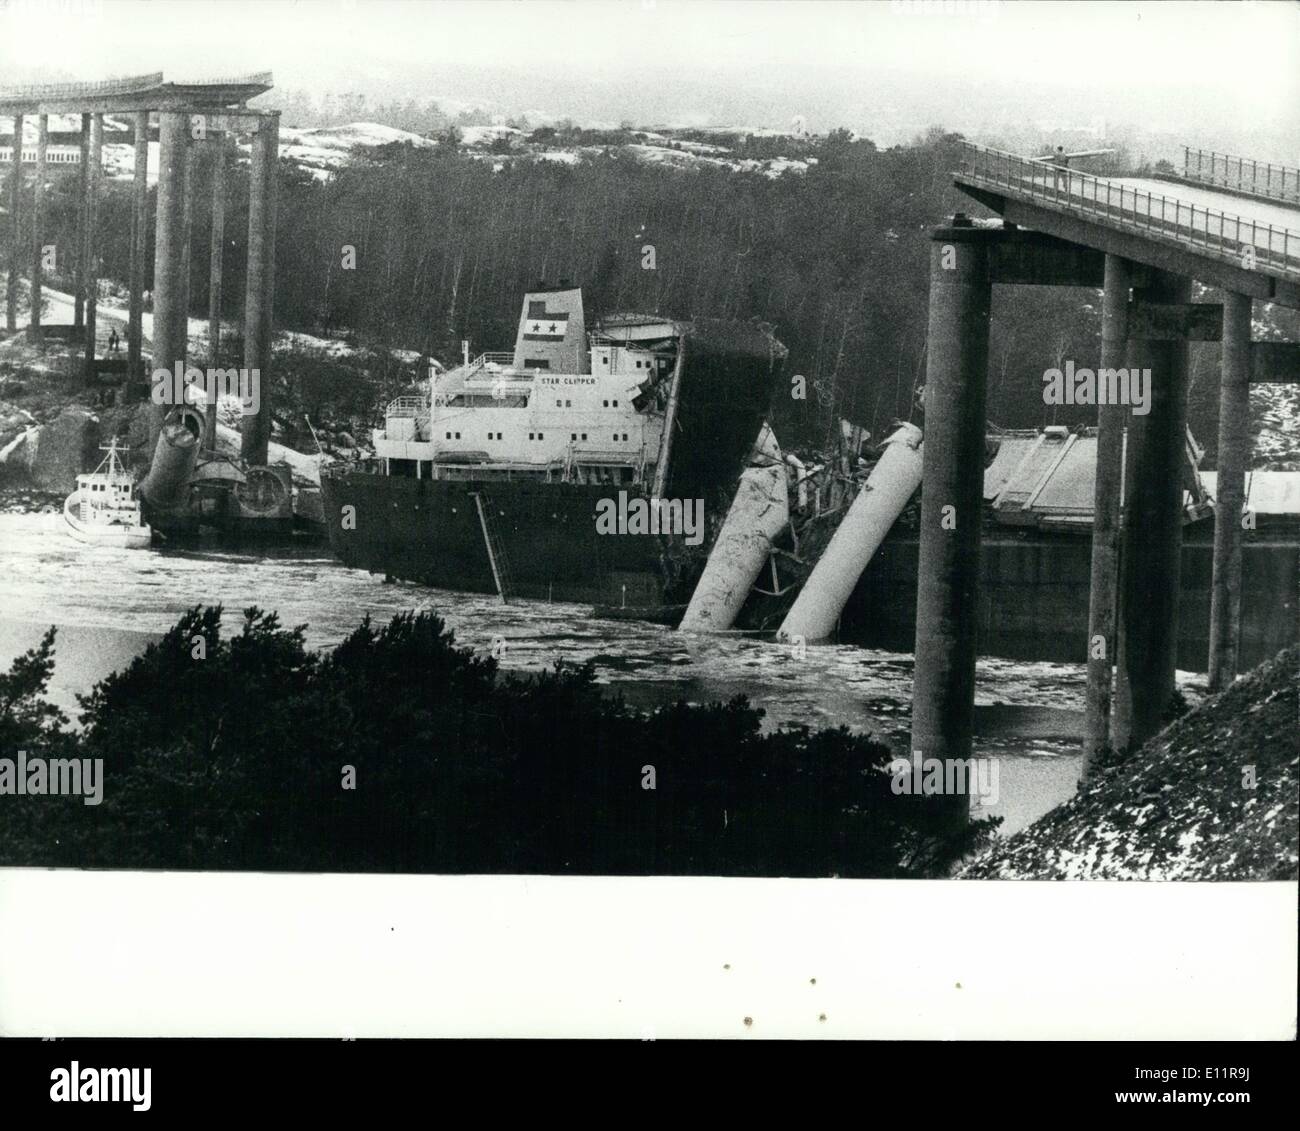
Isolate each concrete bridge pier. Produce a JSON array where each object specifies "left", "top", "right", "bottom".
[
  {"left": 180, "top": 139, "right": 198, "bottom": 340},
  {"left": 1114, "top": 268, "right": 1191, "bottom": 751},
  {"left": 1083, "top": 253, "right": 1132, "bottom": 775},
  {"left": 1208, "top": 291, "right": 1253, "bottom": 689},
  {"left": 6, "top": 112, "right": 21, "bottom": 333},
  {"left": 74, "top": 113, "right": 88, "bottom": 328},
  {"left": 128, "top": 111, "right": 149, "bottom": 381},
  {"left": 148, "top": 111, "right": 192, "bottom": 449},
  {"left": 204, "top": 136, "right": 227, "bottom": 451},
  {"left": 29, "top": 114, "right": 46, "bottom": 338},
  {"left": 910, "top": 216, "right": 994, "bottom": 830},
  {"left": 240, "top": 112, "right": 278, "bottom": 466},
  {"left": 83, "top": 113, "right": 103, "bottom": 379}
]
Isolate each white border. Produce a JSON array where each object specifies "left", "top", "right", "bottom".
[{"left": 1, "top": 871, "right": 1295, "bottom": 1039}]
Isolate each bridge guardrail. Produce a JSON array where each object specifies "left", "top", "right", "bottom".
[
  {"left": 956, "top": 142, "right": 1300, "bottom": 281},
  {"left": 1183, "top": 147, "right": 1300, "bottom": 207}
]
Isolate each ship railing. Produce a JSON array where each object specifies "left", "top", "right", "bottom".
[
  {"left": 383, "top": 395, "right": 430, "bottom": 419},
  {"left": 459, "top": 351, "right": 518, "bottom": 377}
]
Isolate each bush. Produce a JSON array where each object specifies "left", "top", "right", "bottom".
[{"left": 0, "top": 607, "right": 994, "bottom": 875}]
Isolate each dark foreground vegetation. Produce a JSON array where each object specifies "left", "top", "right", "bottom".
[{"left": 0, "top": 607, "right": 993, "bottom": 876}]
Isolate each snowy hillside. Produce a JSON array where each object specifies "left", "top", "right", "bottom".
[{"left": 961, "top": 646, "right": 1299, "bottom": 881}]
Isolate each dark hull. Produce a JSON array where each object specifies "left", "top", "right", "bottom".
[
  {"left": 842, "top": 530, "right": 1299, "bottom": 674},
  {"left": 321, "top": 471, "right": 679, "bottom": 605}
]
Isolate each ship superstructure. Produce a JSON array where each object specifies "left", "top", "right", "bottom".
[{"left": 373, "top": 287, "right": 679, "bottom": 487}]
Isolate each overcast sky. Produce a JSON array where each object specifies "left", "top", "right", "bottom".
[{"left": 1, "top": 0, "right": 1297, "bottom": 147}]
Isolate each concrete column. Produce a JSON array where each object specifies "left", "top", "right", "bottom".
[
  {"left": 1208, "top": 291, "right": 1253, "bottom": 689},
  {"left": 909, "top": 217, "right": 993, "bottom": 830},
  {"left": 241, "top": 113, "right": 279, "bottom": 465},
  {"left": 1114, "top": 269, "right": 1191, "bottom": 751},
  {"left": 74, "top": 113, "right": 88, "bottom": 328},
  {"left": 1082, "top": 254, "right": 1131, "bottom": 776},
  {"left": 148, "top": 112, "right": 190, "bottom": 451},
  {"left": 6, "top": 113, "right": 21, "bottom": 333},
  {"left": 29, "top": 114, "right": 46, "bottom": 337},
  {"left": 180, "top": 141, "right": 197, "bottom": 328},
  {"left": 83, "top": 113, "right": 102, "bottom": 380},
  {"left": 128, "top": 111, "right": 149, "bottom": 381},
  {"left": 204, "top": 138, "right": 227, "bottom": 450}
]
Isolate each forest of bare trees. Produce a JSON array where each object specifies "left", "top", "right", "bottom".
[{"left": 18, "top": 127, "right": 1297, "bottom": 449}]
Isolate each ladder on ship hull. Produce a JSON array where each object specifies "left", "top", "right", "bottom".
[{"left": 470, "top": 491, "right": 513, "bottom": 604}]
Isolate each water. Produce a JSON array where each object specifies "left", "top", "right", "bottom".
[{"left": 0, "top": 512, "right": 1104, "bottom": 835}]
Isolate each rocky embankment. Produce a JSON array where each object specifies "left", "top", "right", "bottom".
[{"left": 962, "top": 646, "right": 1299, "bottom": 880}]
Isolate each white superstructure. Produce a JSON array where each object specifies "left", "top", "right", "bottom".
[{"left": 372, "top": 289, "right": 680, "bottom": 485}]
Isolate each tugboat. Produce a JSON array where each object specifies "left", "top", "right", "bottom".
[{"left": 63, "top": 439, "right": 153, "bottom": 549}]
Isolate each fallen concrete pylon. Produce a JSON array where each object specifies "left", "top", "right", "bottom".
[
  {"left": 679, "top": 423, "right": 790, "bottom": 633},
  {"left": 777, "top": 422, "right": 923, "bottom": 644}
]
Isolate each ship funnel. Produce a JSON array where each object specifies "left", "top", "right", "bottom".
[{"left": 512, "top": 286, "right": 587, "bottom": 374}]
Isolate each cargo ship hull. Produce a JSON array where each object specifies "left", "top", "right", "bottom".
[{"left": 321, "top": 471, "right": 677, "bottom": 606}]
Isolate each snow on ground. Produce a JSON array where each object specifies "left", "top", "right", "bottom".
[
  {"left": 279, "top": 122, "right": 435, "bottom": 178},
  {"left": 276, "top": 329, "right": 362, "bottom": 359},
  {"left": 6, "top": 283, "right": 423, "bottom": 373},
  {"left": 961, "top": 646, "right": 1299, "bottom": 880},
  {"left": 625, "top": 142, "right": 809, "bottom": 178},
  {"left": 458, "top": 124, "right": 524, "bottom": 146}
]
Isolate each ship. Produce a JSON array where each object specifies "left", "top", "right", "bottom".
[
  {"left": 320, "top": 285, "right": 788, "bottom": 605},
  {"left": 63, "top": 439, "right": 153, "bottom": 549}
]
